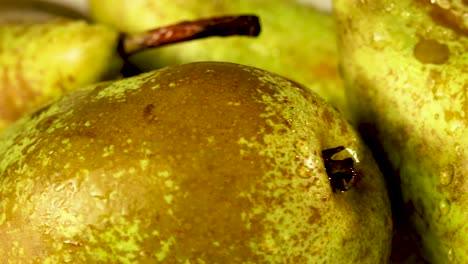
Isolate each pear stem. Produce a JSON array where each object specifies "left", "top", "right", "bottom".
[
  {"left": 322, "top": 146, "right": 358, "bottom": 193},
  {"left": 120, "top": 15, "right": 261, "bottom": 55}
]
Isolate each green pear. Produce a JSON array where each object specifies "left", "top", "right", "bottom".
[
  {"left": 0, "top": 62, "right": 392, "bottom": 263},
  {"left": 89, "top": 0, "right": 347, "bottom": 114},
  {"left": 0, "top": 19, "right": 120, "bottom": 130},
  {"left": 0, "top": 13, "right": 260, "bottom": 130},
  {"left": 333, "top": 0, "right": 467, "bottom": 263}
]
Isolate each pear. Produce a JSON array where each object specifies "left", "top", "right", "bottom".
[
  {"left": 0, "top": 19, "right": 120, "bottom": 130},
  {"left": 89, "top": 0, "right": 347, "bottom": 114},
  {"left": 0, "top": 14, "right": 260, "bottom": 130},
  {"left": 333, "top": 0, "right": 467, "bottom": 263},
  {"left": 0, "top": 62, "right": 392, "bottom": 263}
]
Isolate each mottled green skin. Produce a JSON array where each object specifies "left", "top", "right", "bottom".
[
  {"left": 0, "top": 19, "right": 121, "bottom": 130},
  {"left": 89, "top": 0, "right": 348, "bottom": 115},
  {"left": 0, "top": 62, "right": 392, "bottom": 263},
  {"left": 333, "top": 0, "right": 467, "bottom": 263}
]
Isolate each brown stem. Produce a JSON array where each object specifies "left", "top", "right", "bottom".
[{"left": 120, "top": 15, "right": 261, "bottom": 55}]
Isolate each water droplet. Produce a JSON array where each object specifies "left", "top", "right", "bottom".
[
  {"left": 63, "top": 239, "right": 82, "bottom": 247},
  {"left": 53, "top": 184, "right": 65, "bottom": 192},
  {"left": 373, "top": 33, "right": 384, "bottom": 42},
  {"left": 455, "top": 144, "right": 463, "bottom": 156},
  {"left": 448, "top": 248, "right": 456, "bottom": 262},
  {"left": 345, "top": 148, "right": 360, "bottom": 163},
  {"left": 121, "top": 206, "right": 129, "bottom": 216},
  {"left": 298, "top": 165, "right": 312, "bottom": 178},
  {"left": 438, "top": 198, "right": 451, "bottom": 218},
  {"left": 313, "top": 193, "right": 322, "bottom": 200},
  {"left": 91, "top": 193, "right": 106, "bottom": 200},
  {"left": 449, "top": 121, "right": 463, "bottom": 133},
  {"left": 414, "top": 38, "right": 450, "bottom": 64},
  {"left": 385, "top": 3, "right": 395, "bottom": 12},
  {"left": 439, "top": 165, "right": 455, "bottom": 185},
  {"left": 435, "top": 0, "right": 451, "bottom": 9},
  {"left": 432, "top": 86, "right": 446, "bottom": 100}
]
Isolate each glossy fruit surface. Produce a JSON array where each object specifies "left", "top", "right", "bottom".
[
  {"left": 0, "top": 62, "right": 392, "bottom": 263},
  {"left": 334, "top": 0, "right": 467, "bottom": 263}
]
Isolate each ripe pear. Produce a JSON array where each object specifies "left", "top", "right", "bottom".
[
  {"left": 89, "top": 0, "right": 347, "bottom": 114},
  {"left": 0, "top": 14, "right": 260, "bottom": 131},
  {"left": 333, "top": 0, "right": 467, "bottom": 263},
  {"left": 0, "top": 62, "right": 392, "bottom": 263},
  {"left": 0, "top": 19, "right": 121, "bottom": 130}
]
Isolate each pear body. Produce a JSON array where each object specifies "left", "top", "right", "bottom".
[
  {"left": 0, "top": 62, "right": 391, "bottom": 263},
  {"left": 0, "top": 19, "right": 122, "bottom": 130},
  {"left": 334, "top": 0, "right": 467, "bottom": 263},
  {"left": 89, "top": 0, "right": 347, "bottom": 114}
]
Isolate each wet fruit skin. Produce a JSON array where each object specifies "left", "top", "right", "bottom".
[
  {"left": 333, "top": 0, "right": 467, "bottom": 263},
  {"left": 0, "top": 62, "right": 391, "bottom": 263}
]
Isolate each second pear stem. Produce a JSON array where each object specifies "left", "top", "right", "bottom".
[{"left": 121, "top": 15, "right": 261, "bottom": 55}]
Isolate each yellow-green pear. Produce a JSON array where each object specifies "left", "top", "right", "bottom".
[
  {"left": 0, "top": 13, "right": 260, "bottom": 130},
  {"left": 89, "top": 0, "right": 347, "bottom": 114},
  {"left": 333, "top": 0, "right": 467, "bottom": 263},
  {"left": 0, "top": 62, "right": 392, "bottom": 263},
  {"left": 0, "top": 19, "right": 121, "bottom": 130}
]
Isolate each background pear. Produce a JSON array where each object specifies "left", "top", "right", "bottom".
[
  {"left": 333, "top": 0, "right": 467, "bottom": 263},
  {"left": 88, "top": 0, "right": 347, "bottom": 114},
  {"left": 0, "top": 62, "right": 392, "bottom": 263},
  {"left": 0, "top": 18, "right": 121, "bottom": 130}
]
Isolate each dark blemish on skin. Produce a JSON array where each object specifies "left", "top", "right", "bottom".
[
  {"left": 143, "top": 104, "right": 155, "bottom": 119},
  {"left": 322, "top": 146, "right": 357, "bottom": 192},
  {"left": 413, "top": 38, "right": 450, "bottom": 65}
]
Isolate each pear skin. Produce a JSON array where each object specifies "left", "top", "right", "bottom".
[
  {"left": 333, "top": 0, "right": 467, "bottom": 263},
  {"left": 0, "top": 62, "right": 392, "bottom": 263},
  {"left": 89, "top": 0, "right": 348, "bottom": 115},
  {"left": 0, "top": 19, "right": 121, "bottom": 130}
]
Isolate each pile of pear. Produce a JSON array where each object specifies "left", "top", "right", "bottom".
[{"left": 0, "top": 0, "right": 466, "bottom": 263}]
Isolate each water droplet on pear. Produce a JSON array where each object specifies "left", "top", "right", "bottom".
[
  {"left": 438, "top": 198, "right": 451, "bottom": 218},
  {"left": 439, "top": 164, "right": 454, "bottom": 185},
  {"left": 447, "top": 248, "right": 456, "bottom": 263}
]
